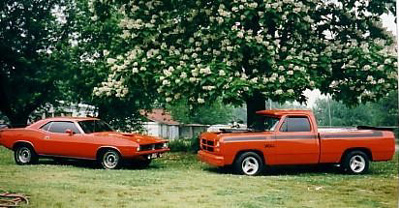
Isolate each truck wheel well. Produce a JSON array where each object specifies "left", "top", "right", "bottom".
[
  {"left": 234, "top": 150, "right": 265, "bottom": 165},
  {"left": 341, "top": 148, "right": 373, "bottom": 162},
  {"left": 96, "top": 147, "right": 121, "bottom": 160},
  {"left": 13, "top": 142, "right": 34, "bottom": 151}
]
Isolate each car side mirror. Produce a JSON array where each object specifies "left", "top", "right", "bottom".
[{"left": 65, "top": 129, "right": 74, "bottom": 136}]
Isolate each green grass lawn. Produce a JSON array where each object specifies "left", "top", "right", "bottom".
[{"left": 0, "top": 147, "right": 397, "bottom": 208}]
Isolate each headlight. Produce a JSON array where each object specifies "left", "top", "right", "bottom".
[
  {"left": 215, "top": 141, "right": 220, "bottom": 147},
  {"left": 136, "top": 146, "right": 140, "bottom": 151},
  {"left": 163, "top": 143, "right": 168, "bottom": 148}
]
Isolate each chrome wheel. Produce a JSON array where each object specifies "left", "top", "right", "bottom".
[
  {"left": 241, "top": 156, "right": 259, "bottom": 175},
  {"left": 349, "top": 155, "right": 366, "bottom": 173},
  {"left": 341, "top": 151, "right": 369, "bottom": 174},
  {"left": 17, "top": 147, "right": 31, "bottom": 164},
  {"left": 102, "top": 151, "right": 120, "bottom": 169}
]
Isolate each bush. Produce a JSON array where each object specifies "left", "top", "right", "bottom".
[{"left": 168, "top": 137, "right": 199, "bottom": 153}]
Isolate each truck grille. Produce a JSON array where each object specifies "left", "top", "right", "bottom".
[
  {"left": 201, "top": 138, "right": 214, "bottom": 152},
  {"left": 139, "top": 143, "right": 164, "bottom": 151}
]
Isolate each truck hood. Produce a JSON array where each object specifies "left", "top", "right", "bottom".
[
  {"left": 91, "top": 132, "right": 166, "bottom": 144},
  {"left": 201, "top": 131, "right": 274, "bottom": 141}
]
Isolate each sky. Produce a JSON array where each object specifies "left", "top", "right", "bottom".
[{"left": 304, "top": 14, "right": 397, "bottom": 108}]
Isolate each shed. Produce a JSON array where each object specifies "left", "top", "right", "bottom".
[{"left": 140, "top": 109, "right": 208, "bottom": 140}]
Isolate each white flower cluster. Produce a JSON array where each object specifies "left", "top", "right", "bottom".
[
  {"left": 92, "top": 0, "right": 396, "bottom": 106},
  {"left": 94, "top": 77, "right": 129, "bottom": 98}
]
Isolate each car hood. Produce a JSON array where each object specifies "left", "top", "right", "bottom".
[{"left": 91, "top": 132, "right": 166, "bottom": 144}]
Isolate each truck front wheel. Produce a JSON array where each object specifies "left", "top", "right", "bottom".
[
  {"left": 234, "top": 152, "right": 264, "bottom": 176},
  {"left": 341, "top": 151, "right": 369, "bottom": 174}
]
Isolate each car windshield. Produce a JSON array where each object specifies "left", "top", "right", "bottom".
[
  {"left": 250, "top": 115, "right": 280, "bottom": 132},
  {"left": 78, "top": 120, "right": 114, "bottom": 133}
]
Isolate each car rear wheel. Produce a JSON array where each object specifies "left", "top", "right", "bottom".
[
  {"left": 100, "top": 150, "right": 121, "bottom": 169},
  {"left": 341, "top": 151, "right": 369, "bottom": 174},
  {"left": 14, "top": 145, "right": 38, "bottom": 165},
  {"left": 234, "top": 152, "right": 264, "bottom": 176}
]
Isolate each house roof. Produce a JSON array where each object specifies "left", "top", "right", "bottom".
[{"left": 140, "top": 109, "right": 180, "bottom": 125}]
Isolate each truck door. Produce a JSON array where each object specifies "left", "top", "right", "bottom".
[{"left": 272, "top": 116, "right": 319, "bottom": 165}]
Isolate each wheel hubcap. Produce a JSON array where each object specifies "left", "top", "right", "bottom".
[
  {"left": 103, "top": 152, "right": 119, "bottom": 169},
  {"left": 18, "top": 147, "right": 31, "bottom": 163},
  {"left": 242, "top": 156, "right": 259, "bottom": 175},
  {"left": 349, "top": 155, "right": 366, "bottom": 173}
]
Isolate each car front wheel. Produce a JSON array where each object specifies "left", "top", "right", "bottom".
[{"left": 100, "top": 150, "right": 121, "bottom": 169}]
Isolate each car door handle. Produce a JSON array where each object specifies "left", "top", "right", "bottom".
[
  {"left": 43, "top": 136, "right": 50, "bottom": 140},
  {"left": 264, "top": 144, "right": 275, "bottom": 148}
]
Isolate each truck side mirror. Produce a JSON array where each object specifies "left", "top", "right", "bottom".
[{"left": 65, "top": 129, "right": 74, "bottom": 136}]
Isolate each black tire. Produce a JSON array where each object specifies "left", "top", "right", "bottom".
[
  {"left": 341, "top": 151, "right": 369, "bottom": 174},
  {"left": 99, "top": 149, "right": 121, "bottom": 169},
  {"left": 234, "top": 152, "right": 264, "bottom": 176},
  {"left": 14, "top": 145, "right": 38, "bottom": 165}
]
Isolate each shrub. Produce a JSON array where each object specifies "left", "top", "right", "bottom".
[{"left": 168, "top": 137, "right": 199, "bottom": 153}]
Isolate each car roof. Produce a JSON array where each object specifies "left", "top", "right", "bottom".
[
  {"left": 27, "top": 117, "right": 100, "bottom": 129},
  {"left": 256, "top": 109, "right": 313, "bottom": 117},
  {"left": 42, "top": 117, "right": 100, "bottom": 122}
]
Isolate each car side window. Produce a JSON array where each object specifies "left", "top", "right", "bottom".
[
  {"left": 48, "top": 121, "right": 80, "bottom": 134},
  {"left": 280, "top": 116, "right": 311, "bottom": 132},
  {"left": 40, "top": 122, "right": 52, "bottom": 131}
]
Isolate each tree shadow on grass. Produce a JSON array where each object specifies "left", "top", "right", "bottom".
[
  {"left": 204, "top": 164, "right": 345, "bottom": 176},
  {"left": 36, "top": 158, "right": 163, "bottom": 170}
]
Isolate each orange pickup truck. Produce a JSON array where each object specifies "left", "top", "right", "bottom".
[{"left": 198, "top": 110, "right": 396, "bottom": 175}]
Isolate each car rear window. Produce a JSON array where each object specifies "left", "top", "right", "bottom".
[{"left": 40, "top": 122, "right": 52, "bottom": 131}]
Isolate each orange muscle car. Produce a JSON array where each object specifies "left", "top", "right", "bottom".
[
  {"left": 198, "top": 110, "right": 396, "bottom": 175},
  {"left": 0, "top": 117, "right": 169, "bottom": 169}
]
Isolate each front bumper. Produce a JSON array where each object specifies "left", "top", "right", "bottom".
[
  {"left": 121, "top": 148, "right": 170, "bottom": 159},
  {"left": 198, "top": 150, "right": 225, "bottom": 167},
  {"left": 136, "top": 148, "right": 170, "bottom": 156}
]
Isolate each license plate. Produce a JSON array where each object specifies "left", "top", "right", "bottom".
[{"left": 150, "top": 153, "right": 160, "bottom": 159}]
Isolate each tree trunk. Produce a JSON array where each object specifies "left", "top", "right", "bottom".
[{"left": 246, "top": 92, "right": 266, "bottom": 128}]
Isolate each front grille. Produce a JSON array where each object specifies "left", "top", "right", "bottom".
[
  {"left": 201, "top": 137, "right": 215, "bottom": 152},
  {"left": 140, "top": 143, "right": 164, "bottom": 151}
]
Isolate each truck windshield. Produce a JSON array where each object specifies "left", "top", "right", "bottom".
[
  {"left": 78, "top": 120, "right": 114, "bottom": 133},
  {"left": 250, "top": 116, "right": 280, "bottom": 132}
]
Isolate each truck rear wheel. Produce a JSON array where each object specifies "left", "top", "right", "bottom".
[
  {"left": 341, "top": 151, "right": 369, "bottom": 174},
  {"left": 14, "top": 145, "right": 38, "bottom": 165},
  {"left": 234, "top": 152, "right": 264, "bottom": 176}
]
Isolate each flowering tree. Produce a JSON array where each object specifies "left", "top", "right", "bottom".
[{"left": 93, "top": 0, "right": 397, "bottom": 125}]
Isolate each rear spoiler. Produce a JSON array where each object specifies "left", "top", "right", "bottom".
[{"left": 357, "top": 126, "right": 397, "bottom": 131}]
